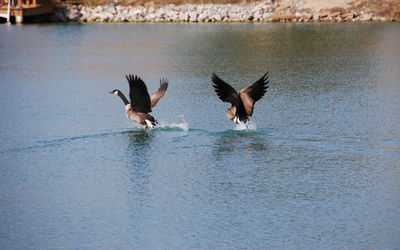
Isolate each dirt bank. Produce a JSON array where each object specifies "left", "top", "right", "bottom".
[{"left": 274, "top": 0, "right": 400, "bottom": 20}]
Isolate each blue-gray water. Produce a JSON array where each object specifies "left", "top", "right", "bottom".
[{"left": 1, "top": 23, "right": 400, "bottom": 249}]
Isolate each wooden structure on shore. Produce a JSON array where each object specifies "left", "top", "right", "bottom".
[{"left": 0, "top": 0, "right": 54, "bottom": 23}]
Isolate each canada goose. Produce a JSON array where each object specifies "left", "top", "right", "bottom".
[
  {"left": 212, "top": 72, "right": 269, "bottom": 124},
  {"left": 110, "top": 75, "right": 168, "bottom": 129}
]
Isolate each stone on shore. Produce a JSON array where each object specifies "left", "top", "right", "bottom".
[{"left": 54, "top": 0, "right": 398, "bottom": 23}]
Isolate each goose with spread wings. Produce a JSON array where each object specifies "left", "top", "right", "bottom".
[
  {"left": 212, "top": 72, "right": 269, "bottom": 124},
  {"left": 110, "top": 75, "right": 168, "bottom": 128}
]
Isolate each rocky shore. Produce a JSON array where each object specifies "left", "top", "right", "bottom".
[{"left": 53, "top": 0, "right": 399, "bottom": 23}]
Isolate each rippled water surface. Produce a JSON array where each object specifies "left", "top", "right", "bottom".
[{"left": 1, "top": 23, "right": 400, "bottom": 249}]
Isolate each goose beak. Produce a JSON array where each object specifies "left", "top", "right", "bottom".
[{"left": 109, "top": 91, "right": 114, "bottom": 94}]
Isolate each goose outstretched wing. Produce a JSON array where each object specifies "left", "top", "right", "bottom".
[
  {"left": 150, "top": 78, "right": 168, "bottom": 108},
  {"left": 211, "top": 73, "right": 241, "bottom": 106},
  {"left": 239, "top": 73, "right": 269, "bottom": 116},
  {"left": 126, "top": 74, "right": 152, "bottom": 113}
]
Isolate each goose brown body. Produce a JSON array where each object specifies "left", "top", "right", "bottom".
[
  {"left": 212, "top": 73, "right": 269, "bottom": 124},
  {"left": 111, "top": 75, "right": 168, "bottom": 128}
]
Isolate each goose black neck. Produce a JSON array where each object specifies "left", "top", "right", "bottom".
[{"left": 117, "top": 92, "right": 130, "bottom": 105}]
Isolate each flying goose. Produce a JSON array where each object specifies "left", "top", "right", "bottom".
[
  {"left": 212, "top": 72, "right": 269, "bottom": 124},
  {"left": 110, "top": 75, "right": 168, "bottom": 128}
]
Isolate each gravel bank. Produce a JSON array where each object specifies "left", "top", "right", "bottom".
[{"left": 52, "top": 0, "right": 399, "bottom": 22}]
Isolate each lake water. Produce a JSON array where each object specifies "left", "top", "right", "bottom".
[{"left": 1, "top": 22, "right": 400, "bottom": 249}]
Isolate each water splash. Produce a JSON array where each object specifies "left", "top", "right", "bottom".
[
  {"left": 152, "top": 115, "right": 189, "bottom": 131},
  {"left": 233, "top": 120, "right": 257, "bottom": 131}
]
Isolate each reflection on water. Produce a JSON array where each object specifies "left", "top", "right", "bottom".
[
  {"left": 212, "top": 129, "right": 268, "bottom": 160},
  {"left": 0, "top": 23, "right": 400, "bottom": 249},
  {"left": 126, "top": 129, "right": 152, "bottom": 147}
]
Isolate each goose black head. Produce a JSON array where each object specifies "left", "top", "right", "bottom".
[{"left": 110, "top": 89, "right": 120, "bottom": 95}]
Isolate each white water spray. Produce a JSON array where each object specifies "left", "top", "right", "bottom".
[{"left": 152, "top": 115, "right": 189, "bottom": 131}]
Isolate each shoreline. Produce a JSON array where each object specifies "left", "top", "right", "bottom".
[{"left": 54, "top": 0, "right": 399, "bottom": 23}]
